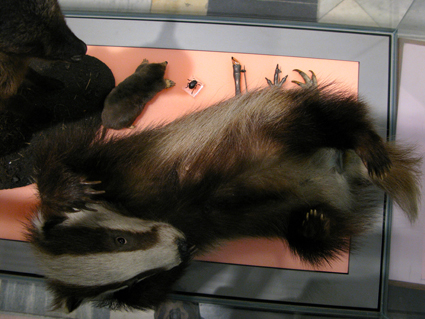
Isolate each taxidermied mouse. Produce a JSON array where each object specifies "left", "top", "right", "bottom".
[{"left": 101, "top": 59, "right": 175, "bottom": 130}]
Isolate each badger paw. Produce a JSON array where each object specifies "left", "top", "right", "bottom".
[
  {"left": 286, "top": 207, "right": 349, "bottom": 265},
  {"left": 266, "top": 64, "right": 288, "bottom": 87},
  {"left": 355, "top": 133, "right": 392, "bottom": 179},
  {"left": 80, "top": 179, "right": 105, "bottom": 195},
  {"left": 301, "top": 209, "right": 331, "bottom": 239},
  {"left": 60, "top": 179, "right": 105, "bottom": 212},
  {"left": 292, "top": 69, "right": 317, "bottom": 89}
]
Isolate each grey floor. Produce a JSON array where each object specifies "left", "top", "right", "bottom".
[{"left": 1, "top": 273, "right": 425, "bottom": 319}]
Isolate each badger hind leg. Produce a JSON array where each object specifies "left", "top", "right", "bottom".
[
  {"left": 301, "top": 209, "right": 331, "bottom": 239},
  {"left": 370, "top": 143, "right": 422, "bottom": 221},
  {"left": 352, "top": 129, "right": 392, "bottom": 179},
  {"left": 277, "top": 70, "right": 392, "bottom": 179},
  {"left": 285, "top": 205, "right": 354, "bottom": 265}
]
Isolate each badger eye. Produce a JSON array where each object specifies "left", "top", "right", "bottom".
[{"left": 116, "top": 237, "right": 127, "bottom": 245}]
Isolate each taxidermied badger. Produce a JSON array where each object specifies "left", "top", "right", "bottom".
[{"left": 27, "top": 70, "right": 421, "bottom": 312}]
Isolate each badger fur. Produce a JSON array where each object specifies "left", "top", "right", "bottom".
[{"left": 27, "top": 70, "right": 421, "bottom": 312}]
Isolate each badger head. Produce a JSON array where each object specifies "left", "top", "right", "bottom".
[{"left": 27, "top": 204, "right": 192, "bottom": 312}]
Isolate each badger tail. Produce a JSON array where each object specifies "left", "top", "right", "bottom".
[{"left": 371, "top": 143, "right": 422, "bottom": 222}]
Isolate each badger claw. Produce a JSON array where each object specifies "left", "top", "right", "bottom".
[
  {"left": 80, "top": 180, "right": 102, "bottom": 185},
  {"left": 356, "top": 137, "right": 392, "bottom": 179},
  {"left": 63, "top": 178, "right": 106, "bottom": 211},
  {"left": 189, "top": 245, "right": 198, "bottom": 257},
  {"left": 365, "top": 161, "right": 392, "bottom": 179},
  {"left": 301, "top": 209, "right": 330, "bottom": 239},
  {"left": 86, "top": 190, "right": 106, "bottom": 195},
  {"left": 81, "top": 204, "right": 98, "bottom": 212},
  {"left": 79, "top": 179, "right": 104, "bottom": 195}
]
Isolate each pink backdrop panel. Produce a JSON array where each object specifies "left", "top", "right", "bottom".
[{"left": 0, "top": 45, "right": 359, "bottom": 274}]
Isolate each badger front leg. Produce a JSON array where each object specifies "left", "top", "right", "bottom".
[
  {"left": 277, "top": 69, "right": 391, "bottom": 178},
  {"left": 34, "top": 143, "right": 105, "bottom": 215},
  {"left": 37, "top": 167, "right": 105, "bottom": 216}
]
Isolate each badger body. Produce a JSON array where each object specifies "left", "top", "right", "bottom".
[
  {"left": 28, "top": 76, "right": 421, "bottom": 312},
  {"left": 101, "top": 59, "right": 175, "bottom": 130}
]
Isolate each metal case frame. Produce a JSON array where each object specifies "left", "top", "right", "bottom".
[{"left": 0, "top": 15, "right": 396, "bottom": 317}]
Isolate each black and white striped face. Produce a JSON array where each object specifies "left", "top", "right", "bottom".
[{"left": 27, "top": 204, "right": 188, "bottom": 310}]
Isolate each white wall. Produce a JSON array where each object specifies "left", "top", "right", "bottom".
[{"left": 390, "top": 40, "right": 425, "bottom": 285}]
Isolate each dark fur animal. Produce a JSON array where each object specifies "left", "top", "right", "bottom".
[
  {"left": 102, "top": 59, "right": 175, "bottom": 130},
  {"left": 27, "top": 71, "right": 421, "bottom": 312},
  {"left": 0, "top": 0, "right": 87, "bottom": 100}
]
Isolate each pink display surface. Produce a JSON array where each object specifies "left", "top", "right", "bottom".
[{"left": 0, "top": 46, "right": 359, "bottom": 273}]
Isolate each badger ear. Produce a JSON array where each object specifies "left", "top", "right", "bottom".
[
  {"left": 65, "top": 297, "right": 84, "bottom": 313},
  {"left": 51, "top": 295, "right": 84, "bottom": 313},
  {"left": 48, "top": 282, "right": 85, "bottom": 313},
  {"left": 42, "top": 215, "right": 66, "bottom": 236}
]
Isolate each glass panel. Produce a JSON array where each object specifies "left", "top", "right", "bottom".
[
  {"left": 318, "top": 0, "right": 414, "bottom": 28},
  {"left": 0, "top": 11, "right": 395, "bottom": 317},
  {"left": 58, "top": 0, "right": 425, "bottom": 33},
  {"left": 398, "top": 0, "right": 425, "bottom": 40}
]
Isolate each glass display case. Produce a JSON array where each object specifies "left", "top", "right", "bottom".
[{"left": 1, "top": 1, "right": 424, "bottom": 318}]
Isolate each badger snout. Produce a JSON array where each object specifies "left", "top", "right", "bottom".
[
  {"left": 156, "top": 224, "right": 188, "bottom": 266},
  {"left": 177, "top": 238, "right": 195, "bottom": 263},
  {"left": 177, "top": 239, "right": 188, "bottom": 256},
  {"left": 29, "top": 206, "right": 190, "bottom": 287}
]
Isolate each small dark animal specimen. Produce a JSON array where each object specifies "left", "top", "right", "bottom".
[
  {"left": 186, "top": 79, "right": 199, "bottom": 93},
  {"left": 231, "top": 57, "right": 247, "bottom": 95},
  {"left": 101, "top": 59, "right": 175, "bottom": 130},
  {"left": 27, "top": 70, "right": 421, "bottom": 313},
  {"left": 292, "top": 68, "right": 318, "bottom": 88},
  {"left": 232, "top": 57, "right": 242, "bottom": 95},
  {"left": 266, "top": 64, "right": 288, "bottom": 87},
  {"left": 0, "top": 0, "right": 87, "bottom": 101}
]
